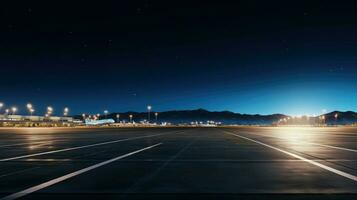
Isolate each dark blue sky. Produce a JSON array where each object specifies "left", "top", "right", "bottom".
[{"left": 1, "top": 1, "right": 357, "bottom": 115}]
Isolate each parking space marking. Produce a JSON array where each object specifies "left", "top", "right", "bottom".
[
  {"left": 0, "top": 143, "right": 162, "bottom": 200},
  {"left": 0, "top": 130, "right": 182, "bottom": 162},
  {"left": 224, "top": 131, "right": 357, "bottom": 182}
]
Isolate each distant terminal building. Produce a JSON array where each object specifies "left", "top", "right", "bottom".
[{"left": 0, "top": 115, "right": 74, "bottom": 127}]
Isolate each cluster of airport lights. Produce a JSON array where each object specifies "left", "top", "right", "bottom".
[
  {"left": 81, "top": 105, "right": 159, "bottom": 122},
  {"left": 278, "top": 113, "right": 338, "bottom": 124},
  {"left": 0, "top": 102, "right": 69, "bottom": 117},
  {"left": 0, "top": 102, "right": 160, "bottom": 121}
]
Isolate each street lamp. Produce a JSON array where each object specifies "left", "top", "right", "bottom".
[
  {"left": 116, "top": 114, "right": 120, "bottom": 123},
  {"left": 5, "top": 109, "right": 9, "bottom": 115},
  {"left": 30, "top": 109, "right": 35, "bottom": 116},
  {"left": 27, "top": 103, "right": 33, "bottom": 115},
  {"left": 155, "top": 112, "right": 158, "bottom": 121},
  {"left": 147, "top": 105, "right": 152, "bottom": 122},
  {"left": 64, "top": 107, "right": 69, "bottom": 116},
  {"left": 0, "top": 102, "right": 3, "bottom": 112},
  {"left": 47, "top": 106, "right": 53, "bottom": 116},
  {"left": 26, "top": 103, "right": 32, "bottom": 109},
  {"left": 82, "top": 113, "right": 86, "bottom": 121},
  {"left": 129, "top": 114, "right": 133, "bottom": 123},
  {"left": 11, "top": 107, "right": 17, "bottom": 115},
  {"left": 104, "top": 110, "right": 108, "bottom": 119}
]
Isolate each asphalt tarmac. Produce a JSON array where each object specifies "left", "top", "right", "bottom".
[{"left": 0, "top": 127, "right": 356, "bottom": 200}]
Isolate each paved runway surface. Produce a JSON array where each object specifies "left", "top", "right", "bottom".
[{"left": 0, "top": 127, "right": 356, "bottom": 200}]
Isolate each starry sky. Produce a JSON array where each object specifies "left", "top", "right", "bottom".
[{"left": 1, "top": 1, "right": 357, "bottom": 115}]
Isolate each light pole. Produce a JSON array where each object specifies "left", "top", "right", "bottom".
[
  {"left": 155, "top": 112, "right": 158, "bottom": 121},
  {"left": 82, "top": 113, "right": 86, "bottom": 121},
  {"left": 104, "top": 110, "right": 108, "bottom": 119},
  {"left": 64, "top": 107, "right": 69, "bottom": 116},
  {"left": 47, "top": 106, "right": 53, "bottom": 116},
  {"left": 30, "top": 109, "right": 35, "bottom": 116},
  {"left": 116, "top": 114, "right": 120, "bottom": 123},
  {"left": 5, "top": 109, "right": 9, "bottom": 115},
  {"left": 147, "top": 105, "right": 152, "bottom": 122},
  {"left": 334, "top": 113, "right": 338, "bottom": 126},
  {"left": 129, "top": 114, "right": 133, "bottom": 123},
  {"left": 27, "top": 103, "right": 33, "bottom": 116},
  {"left": 0, "top": 102, "right": 3, "bottom": 113},
  {"left": 11, "top": 107, "right": 17, "bottom": 115}
]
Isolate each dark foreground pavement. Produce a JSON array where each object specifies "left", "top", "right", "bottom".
[{"left": 0, "top": 127, "right": 356, "bottom": 200}]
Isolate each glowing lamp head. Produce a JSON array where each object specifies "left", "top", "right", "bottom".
[{"left": 27, "top": 103, "right": 32, "bottom": 109}]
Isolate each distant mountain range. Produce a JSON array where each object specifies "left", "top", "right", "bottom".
[
  {"left": 73, "top": 109, "right": 357, "bottom": 125},
  {"left": 75, "top": 109, "right": 287, "bottom": 125},
  {"left": 323, "top": 111, "right": 357, "bottom": 125}
]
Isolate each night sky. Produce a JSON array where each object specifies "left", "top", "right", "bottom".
[{"left": 1, "top": 1, "right": 357, "bottom": 115}]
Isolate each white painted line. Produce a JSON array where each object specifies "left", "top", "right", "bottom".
[
  {"left": 0, "top": 143, "right": 162, "bottom": 200},
  {"left": 307, "top": 142, "right": 357, "bottom": 153},
  {"left": 241, "top": 131, "right": 357, "bottom": 153},
  {"left": 223, "top": 131, "right": 357, "bottom": 182},
  {"left": 0, "top": 131, "right": 177, "bottom": 162}
]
